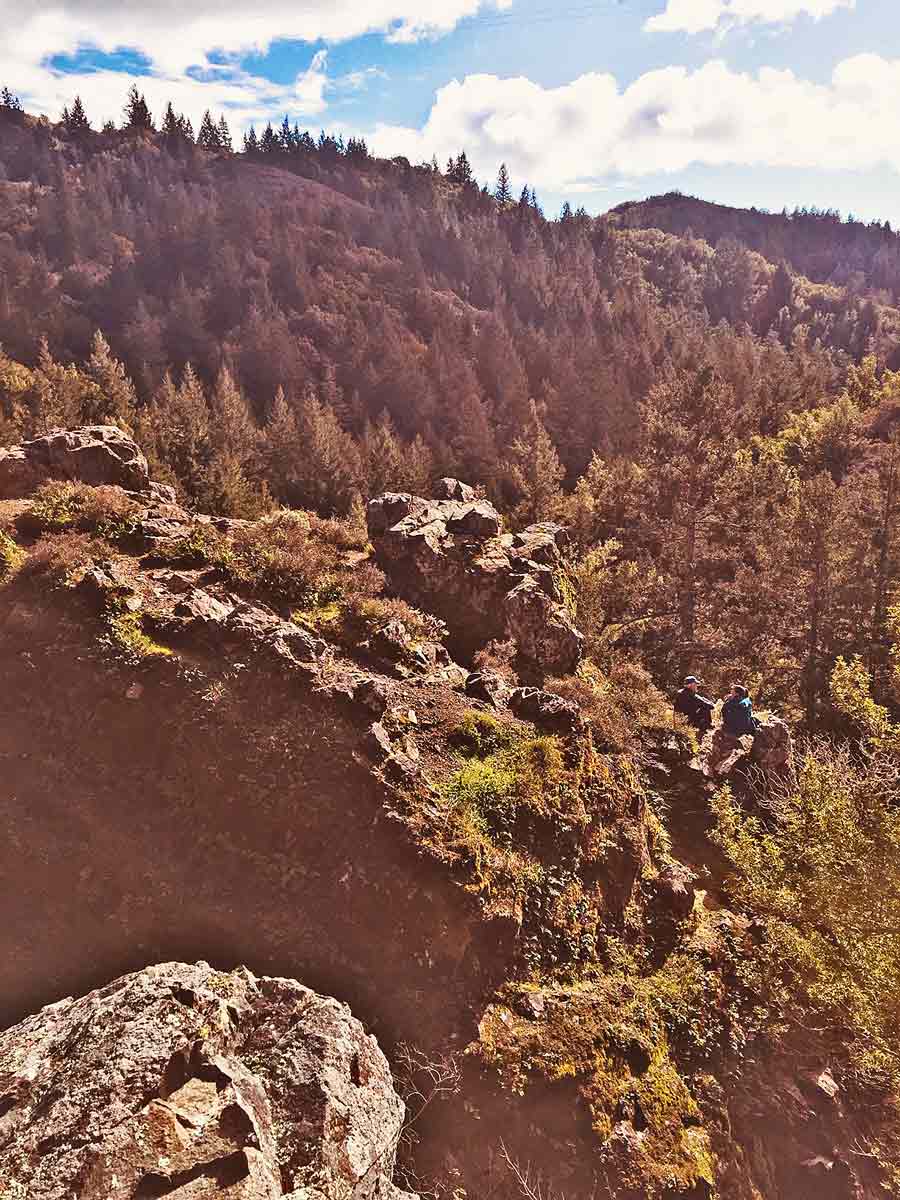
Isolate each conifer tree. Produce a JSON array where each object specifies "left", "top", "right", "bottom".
[
  {"left": 84, "top": 330, "right": 138, "bottom": 426},
  {"left": 161, "top": 102, "right": 180, "bottom": 141},
  {"left": 495, "top": 163, "right": 512, "bottom": 204},
  {"left": 259, "top": 123, "right": 279, "bottom": 155},
  {"left": 197, "top": 110, "right": 221, "bottom": 150},
  {"left": 262, "top": 386, "right": 301, "bottom": 501},
  {"left": 279, "top": 115, "right": 293, "bottom": 153},
  {"left": 62, "top": 96, "right": 90, "bottom": 133},
  {"left": 216, "top": 115, "right": 233, "bottom": 152},
  {"left": 243, "top": 126, "right": 259, "bottom": 154},
  {"left": 503, "top": 400, "right": 566, "bottom": 525},
  {"left": 123, "top": 85, "right": 153, "bottom": 131}
]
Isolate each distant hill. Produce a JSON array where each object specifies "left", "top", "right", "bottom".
[{"left": 609, "top": 191, "right": 900, "bottom": 299}]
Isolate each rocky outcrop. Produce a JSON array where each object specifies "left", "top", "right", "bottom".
[
  {"left": 703, "top": 714, "right": 797, "bottom": 798},
  {"left": 0, "top": 425, "right": 159, "bottom": 498},
  {"left": 0, "top": 961, "right": 414, "bottom": 1200},
  {"left": 367, "top": 486, "right": 583, "bottom": 674}
]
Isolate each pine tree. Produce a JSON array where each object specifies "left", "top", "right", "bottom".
[
  {"left": 503, "top": 400, "right": 566, "bottom": 525},
  {"left": 161, "top": 102, "right": 179, "bottom": 141},
  {"left": 279, "top": 115, "right": 293, "bottom": 153},
  {"left": 262, "top": 386, "right": 301, "bottom": 501},
  {"left": 84, "top": 330, "right": 138, "bottom": 426},
  {"left": 259, "top": 123, "right": 279, "bottom": 155},
  {"left": 216, "top": 116, "right": 233, "bottom": 152},
  {"left": 243, "top": 126, "right": 259, "bottom": 154},
  {"left": 495, "top": 163, "right": 512, "bottom": 204},
  {"left": 197, "top": 110, "right": 221, "bottom": 150},
  {"left": 63, "top": 96, "right": 90, "bottom": 133},
  {"left": 123, "top": 85, "right": 153, "bottom": 131},
  {"left": 447, "top": 152, "right": 474, "bottom": 187}
]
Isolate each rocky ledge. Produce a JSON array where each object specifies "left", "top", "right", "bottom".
[
  {"left": 367, "top": 481, "right": 583, "bottom": 675},
  {"left": 0, "top": 425, "right": 173, "bottom": 501},
  {"left": 0, "top": 962, "right": 414, "bottom": 1200}
]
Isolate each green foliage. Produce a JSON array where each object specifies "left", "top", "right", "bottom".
[
  {"left": 0, "top": 529, "right": 25, "bottom": 580},
  {"left": 477, "top": 974, "right": 716, "bottom": 1198},
  {"left": 452, "top": 710, "right": 518, "bottom": 756},
  {"left": 21, "top": 481, "right": 142, "bottom": 541},
  {"left": 105, "top": 606, "right": 172, "bottom": 660},
  {"left": 711, "top": 741, "right": 900, "bottom": 1103}
]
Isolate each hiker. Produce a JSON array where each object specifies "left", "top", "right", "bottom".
[
  {"left": 722, "top": 684, "right": 759, "bottom": 737},
  {"left": 674, "top": 675, "right": 715, "bottom": 734}
]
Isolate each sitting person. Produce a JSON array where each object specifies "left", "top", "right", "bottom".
[
  {"left": 674, "top": 675, "right": 715, "bottom": 734},
  {"left": 722, "top": 684, "right": 759, "bottom": 737}
]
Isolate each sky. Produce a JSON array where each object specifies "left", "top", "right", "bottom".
[{"left": 3, "top": 0, "right": 900, "bottom": 224}]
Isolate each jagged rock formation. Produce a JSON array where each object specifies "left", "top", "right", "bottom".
[
  {"left": 0, "top": 961, "right": 414, "bottom": 1200},
  {"left": 0, "top": 425, "right": 169, "bottom": 500},
  {"left": 367, "top": 486, "right": 583, "bottom": 674}
]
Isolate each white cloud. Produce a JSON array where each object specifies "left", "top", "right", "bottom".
[
  {"left": 0, "top": 0, "right": 507, "bottom": 131},
  {"left": 370, "top": 54, "right": 900, "bottom": 190},
  {"left": 1, "top": 1, "right": 510, "bottom": 77},
  {"left": 645, "top": 0, "right": 854, "bottom": 35}
]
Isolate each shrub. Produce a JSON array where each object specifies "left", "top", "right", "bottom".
[
  {"left": 0, "top": 529, "right": 25, "bottom": 580},
  {"left": 452, "top": 710, "right": 518, "bottom": 756},
  {"left": 76, "top": 485, "right": 143, "bottom": 540},
  {"left": 21, "top": 481, "right": 142, "bottom": 541},
  {"left": 22, "top": 480, "right": 83, "bottom": 533},
  {"left": 338, "top": 593, "right": 443, "bottom": 644},
  {"left": 225, "top": 511, "right": 347, "bottom": 609},
  {"left": 711, "top": 735, "right": 900, "bottom": 1154},
  {"left": 18, "top": 531, "right": 109, "bottom": 588},
  {"left": 104, "top": 606, "right": 172, "bottom": 660},
  {"left": 472, "top": 638, "right": 518, "bottom": 684},
  {"left": 550, "top": 658, "right": 672, "bottom": 752},
  {"left": 152, "top": 523, "right": 230, "bottom": 568}
]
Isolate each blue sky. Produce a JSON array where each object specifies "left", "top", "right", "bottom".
[{"left": 4, "top": 0, "right": 900, "bottom": 224}]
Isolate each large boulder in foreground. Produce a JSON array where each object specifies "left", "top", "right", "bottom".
[
  {"left": 0, "top": 961, "right": 414, "bottom": 1200},
  {"left": 0, "top": 425, "right": 153, "bottom": 498},
  {"left": 367, "top": 485, "right": 583, "bottom": 674}
]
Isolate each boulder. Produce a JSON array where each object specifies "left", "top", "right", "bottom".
[
  {"left": 0, "top": 961, "right": 415, "bottom": 1200},
  {"left": 465, "top": 670, "right": 513, "bottom": 709},
  {"left": 435, "top": 478, "right": 476, "bottom": 503},
  {"left": 368, "top": 487, "right": 583, "bottom": 674},
  {"left": 508, "top": 686, "right": 583, "bottom": 736},
  {"left": 704, "top": 714, "right": 797, "bottom": 799},
  {"left": 0, "top": 426, "right": 152, "bottom": 498}
]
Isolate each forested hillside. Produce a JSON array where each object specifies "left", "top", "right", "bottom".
[
  {"left": 612, "top": 191, "right": 900, "bottom": 301},
  {"left": 2, "top": 91, "right": 900, "bottom": 723}
]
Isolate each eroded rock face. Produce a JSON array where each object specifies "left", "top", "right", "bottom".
[
  {"left": 0, "top": 961, "right": 414, "bottom": 1200},
  {"left": 0, "top": 425, "right": 153, "bottom": 498},
  {"left": 367, "top": 485, "right": 583, "bottom": 674}
]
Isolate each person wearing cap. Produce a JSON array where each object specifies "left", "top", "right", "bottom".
[
  {"left": 722, "top": 684, "right": 759, "bottom": 737},
  {"left": 674, "top": 675, "right": 715, "bottom": 734}
]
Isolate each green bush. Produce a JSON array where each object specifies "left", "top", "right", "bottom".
[
  {"left": 21, "top": 481, "right": 142, "bottom": 541},
  {"left": 452, "top": 710, "right": 518, "bottom": 756},
  {"left": 0, "top": 530, "right": 25, "bottom": 580},
  {"left": 224, "top": 511, "right": 371, "bottom": 610}
]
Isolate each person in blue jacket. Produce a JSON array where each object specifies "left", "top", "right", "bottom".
[{"left": 722, "top": 684, "right": 759, "bottom": 737}]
